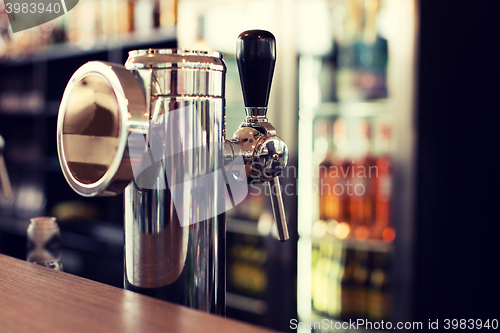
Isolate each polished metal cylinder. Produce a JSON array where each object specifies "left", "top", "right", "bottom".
[{"left": 123, "top": 50, "right": 226, "bottom": 314}]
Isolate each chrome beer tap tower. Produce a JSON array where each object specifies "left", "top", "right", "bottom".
[{"left": 56, "top": 30, "right": 288, "bottom": 314}]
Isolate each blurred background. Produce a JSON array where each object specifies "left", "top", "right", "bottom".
[{"left": 0, "top": 0, "right": 499, "bottom": 332}]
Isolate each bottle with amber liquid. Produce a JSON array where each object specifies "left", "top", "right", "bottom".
[
  {"left": 115, "top": 0, "right": 135, "bottom": 34},
  {"left": 373, "top": 124, "right": 395, "bottom": 241},
  {"left": 316, "top": 118, "right": 334, "bottom": 221},
  {"left": 350, "top": 120, "right": 377, "bottom": 240},
  {"left": 319, "top": 119, "right": 351, "bottom": 223}
]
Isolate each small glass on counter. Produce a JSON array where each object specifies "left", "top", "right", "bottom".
[{"left": 27, "top": 216, "right": 63, "bottom": 271}]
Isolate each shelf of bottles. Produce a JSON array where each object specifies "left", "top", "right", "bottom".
[
  {"left": 0, "top": 0, "right": 177, "bottom": 223},
  {"left": 0, "top": 0, "right": 177, "bottom": 61},
  {"left": 0, "top": 0, "right": 177, "bottom": 118},
  {"left": 297, "top": 0, "right": 394, "bottom": 330},
  {"left": 225, "top": 184, "right": 278, "bottom": 316}
]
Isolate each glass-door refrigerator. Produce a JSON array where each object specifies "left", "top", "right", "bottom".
[{"left": 296, "top": 0, "right": 418, "bottom": 330}]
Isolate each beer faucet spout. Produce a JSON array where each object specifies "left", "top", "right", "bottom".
[{"left": 225, "top": 30, "right": 290, "bottom": 241}]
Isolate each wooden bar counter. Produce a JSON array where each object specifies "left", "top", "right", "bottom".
[{"left": 0, "top": 254, "right": 275, "bottom": 333}]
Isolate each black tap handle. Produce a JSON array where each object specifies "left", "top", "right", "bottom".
[{"left": 236, "top": 30, "right": 276, "bottom": 108}]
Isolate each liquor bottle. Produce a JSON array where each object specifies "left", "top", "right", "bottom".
[
  {"left": 159, "top": 0, "right": 177, "bottom": 28},
  {"left": 126, "top": 0, "right": 136, "bottom": 33},
  {"left": 335, "top": 119, "right": 352, "bottom": 225},
  {"left": 26, "top": 217, "right": 63, "bottom": 271},
  {"left": 335, "top": 0, "right": 363, "bottom": 101},
  {"left": 373, "top": 124, "right": 394, "bottom": 241},
  {"left": 191, "top": 16, "right": 211, "bottom": 51},
  {"left": 317, "top": 118, "right": 333, "bottom": 221},
  {"left": 134, "top": 0, "right": 154, "bottom": 36},
  {"left": 313, "top": 239, "right": 333, "bottom": 314},
  {"left": 321, "top": 119, "right": 351, "bottom": 223},
  {"left": 227, "top": 235, "right": 268, "bottom": 296},
  {"left": 319, "top": 41, "right": 338, "bottom": 102},
  {"left": 367, "top": 251, "right": 390, "bottom": 321},
  {"left": 340, "top": 247, "right": 356, "bottom": 320},
  {"left": 66, "top": 0, "right": 80, "bottom": 45},
  {"left": 154, "top": 0, "right": 161, "bottom": 28},
  {"left": 356, "top": 0, "right": 388, "bottom": 100},
  {"left": 326, "top": 239, "right": 343, "bottom": 318},
  {"left": 311, "top": 219, "right": 327, "bottom": 311},
  {"left": 76, "top": 0, "right": 98, "bottom": 48},
  {"left": 351, "top": 249, "right": 370, "bottom": 319},
  {"left": 65, "top": 0, "right": 97, "bottom": 48},
  {"left": 50, "top": 16, "right": 68, "bottom": 45},
  {"left": 115, "top": 0, "right": 134, "bottom": 34},
  {"left": 350, "top": 120, "right": 376, "bottom": 240},
  {"left": 100, "top": 0, "right": 119, "bottom": 39},
  {"left": 310, "top": 239, "right": 320, "bottom": 309}
]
